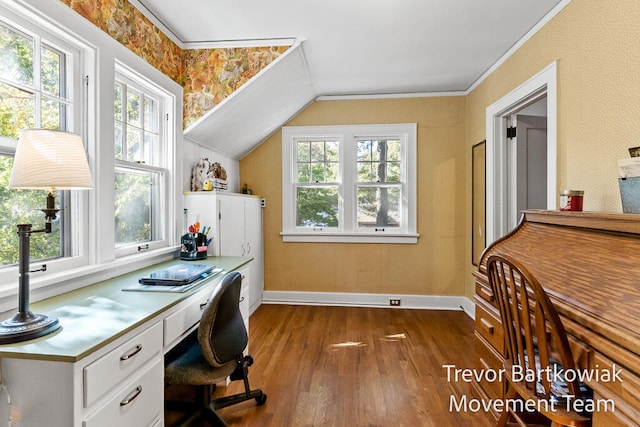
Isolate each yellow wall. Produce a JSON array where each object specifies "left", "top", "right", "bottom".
[
  {"left": 464, "top": 0, "right": 640, "bottom": 297},
  {"left": 240, "top": 98, "right": 468, "bottom": 296},
  {"left": 242, "top": 0, "right": 640, "bottom": 300}
]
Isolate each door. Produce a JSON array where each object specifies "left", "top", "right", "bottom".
[
  {"left": 508, "top": 113, "right": 548, "bottom": 229},
  {"left": 485, "top": 62, "right": 557, "bottom": 244},
  {"left": 218, "top": 194, "right": 246, "bottom": 256}
]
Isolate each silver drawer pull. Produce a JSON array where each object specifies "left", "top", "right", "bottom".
[
  {"left": 120, "top": 344, "right": 142, "bottom": 361},
  {"left": 120, "top": 386, "right": 142, "bottom": 406}
]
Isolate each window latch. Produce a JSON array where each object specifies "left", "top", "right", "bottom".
[
  {"left": 30, "top": 264, "right": 47, "bottom": 273},
  {"left": 137, "top": 244, "right": 149, "bottom": 251},
  {"left": 374, "top": 228, "right": 385, "bottom": 232}
]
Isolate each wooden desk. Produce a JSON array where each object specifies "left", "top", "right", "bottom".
[
  {"left": 473, "top": 210, "right": 640, "bottom": 426},
  {"left": 0, "top": 256, "right": 252, "bottom": 427}
]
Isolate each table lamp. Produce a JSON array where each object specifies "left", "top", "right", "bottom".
[{"left": 0, "top": 129, "right": 93, "bottom": 344}]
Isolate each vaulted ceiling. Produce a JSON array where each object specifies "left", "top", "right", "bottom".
[{"left": 131, "top": 0, "right": 565, "bottom": 158}]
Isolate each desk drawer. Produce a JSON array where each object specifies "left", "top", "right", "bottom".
[
  {"left": 475, "top": 280, "right": 495, "bottom": 306},
  {"left": 83, "top": 359, "right": 163, "bottom": 427},
  {"left": 474, "top": 334, "right": 505, "bottom": 401},
  {"left": 163, "top": 289, "right": 211, "bottom": 347},
  {"left": 84, "top": 322, "right": 162, "bottom": 408},
  {"left": 475, "top": 299, "right": 504, "bottom": 354}
]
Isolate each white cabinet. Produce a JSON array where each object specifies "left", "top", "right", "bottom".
[{"left": 184, "top": 192, "right": 264, "bottom": 315}]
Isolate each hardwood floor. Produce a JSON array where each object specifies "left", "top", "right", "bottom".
[{"left": 166, "top": 304, "right": 494, "bottom": 427}]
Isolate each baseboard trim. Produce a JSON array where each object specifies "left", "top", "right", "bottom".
[{"left": 262, "top": 291, "right": 475, "bottom": 319}]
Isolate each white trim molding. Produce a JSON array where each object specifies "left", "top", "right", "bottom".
[
  {"left": 485, "top": 61, "right": 557, "bottom": 243},
  {"left": 263, "top": 291, "right": 475, "bottom": 319}
]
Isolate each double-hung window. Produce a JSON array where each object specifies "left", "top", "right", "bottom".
[
  {"left": 114, "top": 66, "right": 168, "bottom": 255},
  {"left": 0, "top": 15, "right": 86, "bottom": 273},
  {"left": 282, "top": 123, "right": 418, "bottom": 243}
]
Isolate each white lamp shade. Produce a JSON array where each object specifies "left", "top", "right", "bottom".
[{"left": 9, "top": 129, "right": 94, "bottom": 190}]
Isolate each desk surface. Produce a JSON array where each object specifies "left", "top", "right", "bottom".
[{"left": 0, "top": 256, "right": 252, "bottom": 362}]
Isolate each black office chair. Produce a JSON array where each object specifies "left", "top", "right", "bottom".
[{"left": 165, "top": 271, "right": 267, "bottom": 426}]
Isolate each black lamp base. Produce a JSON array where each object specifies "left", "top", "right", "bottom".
[{"left": 0, "top": 311, "right": 60, "bottom": 344}]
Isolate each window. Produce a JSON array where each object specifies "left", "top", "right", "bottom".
[
  {"left": 114, "top": 66, "right": 167, "bottom": 255},
  {"left": 0, "top": 18, "right": 81, "bottom": 268},
  {"left": 282, "top": 124, "right": 418, "bottom": 243}
]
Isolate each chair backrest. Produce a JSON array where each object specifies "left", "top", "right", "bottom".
[
  {"left": 486, "top": 253, "right": 583, "bottom": 400},
  {"left": 198, "top": 271, "right": 248, "bottom": 367}
]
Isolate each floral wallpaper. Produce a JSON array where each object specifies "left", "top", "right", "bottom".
[
  {"left": 59, "top": 0, "right": 287, "bottom": 127},
  {"left": 183, "top": 46, "right": 288, "bottom": 126}
]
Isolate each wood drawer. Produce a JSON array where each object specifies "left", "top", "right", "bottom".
[
  {"left": 475, "top": 299, "right": 504, "bottom": 354},
  {"left": 163, "top": 287, "right": 211, "bottom": 348},
  {"left": 474, "top": 334, "right": 505, "bottom": 401},
  {"left": 475, "top": 280, "right": 495, "bottom": 306},
  {"left": 84, "top": 322, "right": 163, "bottom": 408},
  {"left": 83, "top": 359, "right": 163, "bottom": 427}
]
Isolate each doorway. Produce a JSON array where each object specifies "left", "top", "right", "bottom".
[{"left": 485, "top": 62, "right": 557, "bottom": 244}]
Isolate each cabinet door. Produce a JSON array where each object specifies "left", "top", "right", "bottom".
[
  {"left": 183, "top": 193, "right": 220, "bottom": 255},
  {"left": 244, "top": 198, "right": 263, "bottom": 313},
  {"left": 218, "top": 194, "right": 246, "bottom": 256}
]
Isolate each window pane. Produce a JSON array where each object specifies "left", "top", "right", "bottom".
[
  {"left": 325, "top": 141, "right": 339, "bottom": 162},
  {"left": 41, "top": 98, "right": 61, "bottom": 130},
  {"left": 296, "top": 140, "right": 339, "bottom": 184},
  {"left": 115, "top": 170, "right": 155, "bottom": 245},
  {"left": 296, "top": 141, "right": 309, "bottom": 162},
  {"left": 296, "top": 162, "right": 310, "bottom": 183},
  {"left": 41, "top": 44, "right": 62, "bottom": 98},
  {"left": 114, "top": 122, "right": 123, "bottom": 160},
  {"left": 386, "top": 140, "right": 401, "bottom": 161},
  {"left": 357, "top": 186, "right": 401, "bottom": 228},
  {"left": 126, "top": 88, "right": 141, "bottom": 127},
  {"left": 143, "top": 132, "right": 158, "bottom": 165},
  {"left": 311, "top": 162, "right": 324, "bottom": 182},
  {"left": 296, "top": 186, "right": 338, "bottom": 227},
  {"left": 0, "top": 24, "right": 33, "bottom": 87},
  {"left": 114, "top": 83, "right": 122, "bottom": 121},
  {"left": 326, "top": 162, "right": 339, "bottom": 182},
  {"left": 126, "top": 125, "right": 142, "bottom": 162},
  {"left": 0, "top": 83, "right": 34, "bottom": 138},
  {"left": 387, "top": 161, "right": 401, "bottom": 182},
  {"left": 357, "top": 139, "right": 402, "bottom": 183},
  {"left": 310, "top": 141, "right": 324, "bottom": 162},
  {"left": 358, "top": 162, "right": 371, "bottom": 182},
  {"left": 0, "top": 156, "right": 62, "bottom": 266},
  {"left": 144, "top": 97, "right": 158, "bottom": 132}
]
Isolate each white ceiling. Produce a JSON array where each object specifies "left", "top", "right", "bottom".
[
  {"left": 133, "top": 0, "right": 564, "bottom": 96},
  {"left": 130, "top": 0, "right": 565, "bottom": 158}
]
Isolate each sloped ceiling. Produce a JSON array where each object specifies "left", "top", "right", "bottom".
[
  {"left": 133, "top": 0, "right": 566, "bottom": 159},
  {"left": 183, "top": 42, "right": 314, "bottom": 159}
]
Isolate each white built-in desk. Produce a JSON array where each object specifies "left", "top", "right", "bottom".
[{"left": 0, "top": 256, "right": 252, "bottom": 427}]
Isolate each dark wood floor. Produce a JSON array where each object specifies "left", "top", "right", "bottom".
[{"left": 166, "top": 304, "right": 494, "bottom": 427}]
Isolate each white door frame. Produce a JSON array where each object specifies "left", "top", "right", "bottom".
[{"left": 485, "top": 61, "right": 557, "bottom": 244}]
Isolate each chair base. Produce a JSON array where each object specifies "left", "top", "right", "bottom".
[{"left": 166, "top": 356, "right": 267, "bottom": 427}]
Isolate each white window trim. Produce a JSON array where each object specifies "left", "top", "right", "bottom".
[
  {"left": 114, "top": 63, "right": 173, "bottom": 258},
  {"left": 0, "top": 1, "right": 182, "bottom": 314},
  {"left": 0, "top": 4, "right": 91, "bottom": 289},
  {"left": 282, "top": 123, "right": 418, "bottom": 244}
]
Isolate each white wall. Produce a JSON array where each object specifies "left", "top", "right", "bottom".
[{"left": 183, "top": 139, "right": 240, "bottom": 193}]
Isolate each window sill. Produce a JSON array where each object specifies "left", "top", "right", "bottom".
[
  {"left": 280, "top": 232, "right": 419, "bottom": 244},
  {"left": 0, "top": 246, "right": 180, "bottom": 314}
]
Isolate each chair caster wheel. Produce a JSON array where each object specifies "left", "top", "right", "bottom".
[{"left": 256, "top": 393, "right": 267, "bottom": 406}]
